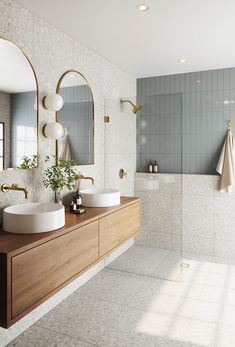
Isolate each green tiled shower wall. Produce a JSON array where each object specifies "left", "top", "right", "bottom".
[{"left": 137, "top": 68, "right": 235, "bottom": 174}]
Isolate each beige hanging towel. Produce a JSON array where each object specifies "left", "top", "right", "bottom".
[
  {"left": 216, "top": 129, "right": 235, "bottom": 194},
  {"left": 59, "top": 128, "right": 72, "bottom": 161}
]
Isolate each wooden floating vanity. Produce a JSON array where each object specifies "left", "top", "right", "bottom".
[{"left": 0, "top": 197, "right": 140, "bottom": 328}]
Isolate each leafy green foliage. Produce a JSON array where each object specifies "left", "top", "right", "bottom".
[
  {"left": 17, "top": 155, "right": 38, "bottom": 169},
  {"left": 43, "top": 156, "right": 76, "bottom": 193}
]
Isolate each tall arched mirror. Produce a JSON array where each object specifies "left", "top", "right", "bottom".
[
  {"left": 56, "top": 70, "right": 94, "bottom": 165},
  {"left": 0, "top": 38, "right": 38, "bottom": 171}
]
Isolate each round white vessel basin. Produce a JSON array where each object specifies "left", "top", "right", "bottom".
[
  {"left": 3, "top": 203, "right": 65, "bottom": 234},
  {"left": 80, "top": 188, "right": 120, "bottom": 207}
]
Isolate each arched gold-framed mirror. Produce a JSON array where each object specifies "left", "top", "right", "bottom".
[
  {"left": 0, "top": 36, "right": 39, "bottom": 171},
  {"left": 56, "top": 70, "right": 94, "bottom": 166}
]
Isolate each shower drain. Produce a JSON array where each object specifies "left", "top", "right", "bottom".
[{"left": 180, "top": 263, "right": 189, "bottom": 268}]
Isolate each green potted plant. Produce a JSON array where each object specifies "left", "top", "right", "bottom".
[
  {"left": 43, "top": 156, "right": 76, "bottom": 203},
  {"left": 17, "top": 155, "right": 38, "bottom": 169}
]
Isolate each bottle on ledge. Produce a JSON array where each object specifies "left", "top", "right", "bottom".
[
  {"left": 148, "top": 161, "right": 153, "bottom": 173},
  {"left": 74, "top": 191, "right": 82, "bottom": 209},
  {"left": 153, "top": 160, "right": 158, "bottom": 173}
]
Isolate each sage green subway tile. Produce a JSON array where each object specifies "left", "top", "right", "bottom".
[
  {"left": 211, "top": 69, "right": 219, "bottom": 90},
  {"left": 229, "top": 68, "right": 235, "bottom": 88},
  {"left": 169, "top": 74, "right": 175, "bottom": 94},
  {"left": 218, "top": 69, "right": 225, "bottom": 90},
  {"left": 150, "top": 77, "right": 156, "bottom": 95},
  {"left": 137, "top": 67, "right": 235, "bottom": 173},
  {"left": 225, "top": 69, "right": 232, "bottom": 91}
]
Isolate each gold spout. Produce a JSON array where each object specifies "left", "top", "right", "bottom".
[
  {"left": 1, "top": 183, "right": 28, "bottom": 199},
  {"left": 120, "top": 99, "right": 142, "bottom": 114},
  {"left": 75, "top": 174, "right": 95, "bottom": 185}
]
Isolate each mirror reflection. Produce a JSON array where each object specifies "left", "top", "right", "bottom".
[
  {"left": 0, "top": 38, "right": 38, "bottom": 171},
  {"left": 56, "top": 70, "right": 94, "bottom": 165}
]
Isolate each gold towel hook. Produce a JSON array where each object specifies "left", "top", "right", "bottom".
[{"left": 227, "top": 120, "right": 232, "bottom": 130}]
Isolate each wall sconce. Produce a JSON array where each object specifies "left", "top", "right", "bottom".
[
  {"left": 42, "top": 93, "right": 64, "bottom": 111},
  {"left": 42, "top": 122, "right": 64, "bottom": 140}
]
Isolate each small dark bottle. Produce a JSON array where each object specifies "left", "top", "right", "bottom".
[
  {"left": 153, "top": 160, "right": 158, "bottom": 173},
  {"left": 74, "top": 191, "right": 82, "bottom": 209}
]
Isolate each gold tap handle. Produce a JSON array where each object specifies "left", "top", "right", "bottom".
[
  {"left": 119, "top": 169, "right": 127, "bottom": 179},
  {"left": 1, "top": 183, "right": 9, "bottom": 193}
]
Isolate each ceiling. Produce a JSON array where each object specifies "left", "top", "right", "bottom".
[{"left": 16, "top": 0, "right": 235, "bottom": 78}]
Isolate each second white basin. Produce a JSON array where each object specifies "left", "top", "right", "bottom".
[
  {"left": 80, "top": 188, "right": 120, "bottom": 207},
  {"left": 3, "top": 203, "right": 65, "bottom": 234}
]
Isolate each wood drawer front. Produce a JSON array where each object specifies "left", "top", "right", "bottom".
[
  {"left": 12, "top": 221, "right": 99, "bottom": 319},
  {"left": 99, "top": 202, "right": 140, "bottom": 256}
]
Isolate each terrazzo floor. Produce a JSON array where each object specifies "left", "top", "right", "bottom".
[{"left": 8, "top": 245, "right": 235, "bottom": 347}]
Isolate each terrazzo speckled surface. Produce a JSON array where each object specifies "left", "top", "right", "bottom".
[
  {"left": 0, "top": 0, "right": 136, "bottom": 343},
  {"left": 135, "top": 173, "right": 235, "bottom": 259},
  {"left": 8, "top": 245, "right": 235, "bottom": 347},
  {"left": 0, "top": 0, "right": 136, "bottom": 223}
]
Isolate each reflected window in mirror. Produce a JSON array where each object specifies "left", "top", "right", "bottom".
[
  {"left": 0, "top": 122, "right": 4, "bottom": 170},
  {"left": 56, "top": 70, "right": 94, "bottom": 166},
  {"left": 0, "top": 38, "right": 38, "bottom": 171}
]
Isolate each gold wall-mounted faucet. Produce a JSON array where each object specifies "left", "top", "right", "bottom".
[
  {"left": 1, "top": 183, "right": 28, "bottom": 199},
  {"left": 119, "top": 169, "right": 127, "bottom": 179},
  {"left": 75, "top": 174, "right": 95, "bottom": 185}
]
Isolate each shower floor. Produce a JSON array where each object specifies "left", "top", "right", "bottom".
[{"left": 8, "top": 245, "right": 235, "bottom": 347}]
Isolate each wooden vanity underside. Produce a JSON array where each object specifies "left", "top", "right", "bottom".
[{"left": 0, "top": 197, "right": 140, "bottom": 328}]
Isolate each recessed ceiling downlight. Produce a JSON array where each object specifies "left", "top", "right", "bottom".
[
  {"left": 137, "top": 4, "right": 149, "bottom": 12},
  {"left": 179, "top": 59, "right": 187, "bottom": 63}
]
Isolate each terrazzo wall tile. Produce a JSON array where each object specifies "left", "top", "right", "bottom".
[
  {"left": 135, "top": 173, "right": 235, "bottom": 258},
  {"left": 135, "top": 173, "right": 177, "bottom": 250},
  {"left": 171, "top": 194, "right": 182, "bottom": 235},
  {"left": 0, "top": 169, "right": 34, "bottom": 223},
  {"left": 103, "top": 61, "right": 135, "bottom": 100},
  {"left": 104, "top": 153, "right": 136, "bottom": 196},
  {"left": 0, "top": 0, "right": 136, "bottom": 215},
  {"left": 182, "top": 174, "right": 217, "bottom": 196},
  {"left": 214, "top": 195, "right": 235, "bottom": 241},
  {"left": 33, "top": 17, "right": 74, "bottom": 90},
  {"left": 73, "top": 41, "right": 104, "bottom": 105},
  {"left": 182, "top": 195, "right": 214, "bottom": 239},
  {"left": 0, "top": 0, "right": 34, "bottom": 57},
  {"left": 0, "top": 1, "right": 136, "bottom": 342},
  {"left": 104, "top": 97, "right": 136, "bottom": 196}
]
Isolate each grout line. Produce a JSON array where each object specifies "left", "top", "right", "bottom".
[
  {"left": 107, "top": 266, "right": 180, "bottom": 283},
  {"left": 35, "top": 323, "right": 98, "bottom": 346}
]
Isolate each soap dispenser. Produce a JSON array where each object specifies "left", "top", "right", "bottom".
[
  {"left": 153, "top": 161, "right": 158, "bottom": 173},
  {"left": 148, "top": 161, "right": 153, "bottom": 173},
  {"left": 75, "top": 191, "right": 82, "bottom": 209}
]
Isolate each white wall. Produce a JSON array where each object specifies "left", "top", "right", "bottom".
[{"left": 0, "top": 0, "right": 136, "bottom": 223}]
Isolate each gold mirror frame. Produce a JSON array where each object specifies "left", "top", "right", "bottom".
[
  {"left": 55, "top": 70, "right": 95, "bottom": 166},
  {"left": 0, "top": 36, "right": 39, "bottom": 172}
]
